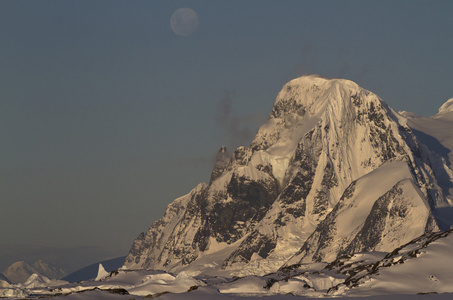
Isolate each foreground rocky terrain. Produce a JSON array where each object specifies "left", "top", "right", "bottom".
[{"left": 2, "top": 229, "right": 453, "bottom": 298}]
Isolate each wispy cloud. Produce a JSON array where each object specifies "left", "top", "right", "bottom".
[
  {"left": 216, "top": 90, "right": 235, "bottom": 124},
  {"left": 215, "top": 90, "right": 267, "bottom": 148},
  {"left": 301, "top": 45, "right": 311, "bottom": 56}
]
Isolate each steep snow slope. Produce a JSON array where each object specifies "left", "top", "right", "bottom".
[
  {"left": 124, "top": 183, "right": 209, "bottom": 270},
  {"left": 285, "top": 161, "right": 437, "bottom": 265},
  {"left": 403, "top": 104, "right": 453, "bottom": 229},
  {"left": 438, "top": 98, "right": 453, "bottom": 114},
  {"left": 124, "top": 75, "right": 452, "bottom": 276}
]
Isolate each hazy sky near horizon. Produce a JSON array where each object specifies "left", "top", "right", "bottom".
[{"left": 1, "top": 0, "right": 453, "bottom": 271}]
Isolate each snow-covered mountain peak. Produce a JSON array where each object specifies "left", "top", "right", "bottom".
[
  {"left": 248, "top": 75, "right": 408, "bottom": 194},
  {"left": 251, "top": 75, "right": 392, "bottom": 156},
  {"left": 271, "top": 75, "right": 370, "bottom": 117},
  {"left": 438, "top": 97, "right": 453, "bottom": 114},
  {"left": 124, "top": 75, "right": 453, "bottom": 279}
]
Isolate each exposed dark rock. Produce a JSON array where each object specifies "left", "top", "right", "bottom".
[
  {"left": 223, "top": 231, "right": 277, "bottom": 267},
  {"left": 210, "top": 146, "right": 231, "bottom": 183}
]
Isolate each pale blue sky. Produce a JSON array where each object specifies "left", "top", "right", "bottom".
[{"left": 1, "top": 0, "right": 452, "bottom": 271}]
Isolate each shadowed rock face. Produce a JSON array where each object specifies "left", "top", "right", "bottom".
[
  {"left": 210, "top": 146, "right": 231, "bottom": 183},
  {"left": 124, "top": 153, "right": 280, "bottom": 270},
  {"left": 223, "top": 231, "right": 277, "bottom": 267},
  {"left": 209, "top": 173, "right": 279, "bottom": 244},
  {"left": 124, "top": 75, "right": 453, "bottom": 275}
]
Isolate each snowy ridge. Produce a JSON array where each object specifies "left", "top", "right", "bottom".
[
  {"left": 124, "top": 183, "right": 208, "bottom": 270},
  {"left": 404, "top": 102, "right": 453, "bottom": 228},
  {"left": 123, "top": 75, "right": 453, "bottom": 277},
  {"left": 284, "top": 161, "right": 437, "bottom": 265},
  {"left": 328, "top": 229, "right": 453, "bottom": 296}
]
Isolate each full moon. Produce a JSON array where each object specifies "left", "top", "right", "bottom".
[{"left": 170, "top": 8, "right": 199, "bottom": 37}]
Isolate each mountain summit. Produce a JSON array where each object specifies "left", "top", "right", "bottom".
[{"left": 123, "top": 75, "right": 453, "bottom": 276}]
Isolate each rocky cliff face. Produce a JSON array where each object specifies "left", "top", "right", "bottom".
[{"left": 123, "top": 75, "right": 453, "bottom": 276}]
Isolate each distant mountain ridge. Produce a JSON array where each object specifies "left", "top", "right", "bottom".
[
  {"left": 3, "top": 260, "right": 66, "bottom": 284},
  {"left": 123, "top": 75, "right": 453, "bottom": 276}
]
